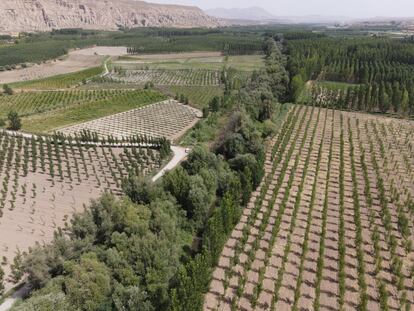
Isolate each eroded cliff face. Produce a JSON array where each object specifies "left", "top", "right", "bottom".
[{"left": 0, "top": 0, "right": 220, "bottom": 34}]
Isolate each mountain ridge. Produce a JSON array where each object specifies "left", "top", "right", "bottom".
[{"left": 0, "top": 0, "right": 220, "bottom": 34}]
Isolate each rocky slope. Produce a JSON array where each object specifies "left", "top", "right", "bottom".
[{"left": 0, "top": 0, "right": 220, "bottom": 34}]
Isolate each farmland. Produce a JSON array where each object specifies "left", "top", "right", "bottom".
[
  {"left": 109, "top": 53, "right": 264, "bottom": 87},
  {"left": 1, "top": 24, "right": 413, "bottom": 311},
  {"left": 0, "top": 53, "right": 104, "bottom": 85},
  {"left": 112, "top": 69, "right": 221, "bottom": 86},
  {"left": 161, "top": 86, "right": 223, "bottom": 109},
  {"left": 10, "top": 66, "right": 104, "bottom": 90},
  {"left": 16, "top": 89, "right": 166, "bottom": 133},
  {"left": 58, "top": 100, "right": 202, "bottom": 142},
  {"left": 205, "top": 105, "right": 414, "bottom": 311},
  {"left": 0, "top": 131, "right": 165, "bottom": 291}
]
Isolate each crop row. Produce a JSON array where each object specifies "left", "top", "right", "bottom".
[
  {"left": 0, "top": 89, "right": 129, "bottom": 119},
  {"left": 204, "top": 106, "right": 414, "bottom": 311}
]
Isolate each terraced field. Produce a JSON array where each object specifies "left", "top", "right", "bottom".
[
  {"left": 205, "top": 106, "right": 414, "bottom": 311},
  {"left": 58, "top": 99, "right": 202, "bottom": 142},
  {"left": 0, "top": 131, "right": 163, "bottom": 289}
]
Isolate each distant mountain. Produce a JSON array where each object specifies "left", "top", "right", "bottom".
[
  {"left": 0, "top": 0, "right": 220, "bottom": 35},
  {"left": 206, "top": 7, "right": 277, "bottom": 21}
]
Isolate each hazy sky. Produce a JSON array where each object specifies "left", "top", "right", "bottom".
[{"left": 150, "top": 0, "right": 414, "bottom": 18}]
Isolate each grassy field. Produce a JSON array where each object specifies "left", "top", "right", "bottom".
[{"left": 21, "top": 89, "right": 166, "bottom": 133}]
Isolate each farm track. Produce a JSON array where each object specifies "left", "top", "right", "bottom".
[{"left": 204, "top": 105, "right": 414, "bottom": 311}]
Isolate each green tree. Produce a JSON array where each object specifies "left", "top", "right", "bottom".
[
  {"left": 10, "top": 249, "right": 24, "bottom": 283},
  {"left": 7, "top": 111, "right": 22, "bottom": 131},
  {"left": 379, "top": 83, "right": 390, "bottom": 113},
  {"left": 3, "top": 84, "right": 13, "bottom": 95},
  {"left": 408, "top": 83, "right": 414, "bottom": 115},
  {"left": 401, "top": 88, "right": 409, "bottom": 115},
  {"left": 208, "top": 96, "right": 221, "bottom": 112},
  {"left": 392, "top": 82, "right": 401, "bottom": 113},
  {"left": 64, "top": 253, "right": 111, "bottom": 311},
  {"left": 290, "top": 74, "right": 305, "bottom": 102},
  {"left": 0, "top": 265, "right": 4, "bottom": 295}
]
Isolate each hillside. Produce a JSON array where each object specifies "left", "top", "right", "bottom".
[{"left": 0, "top": 0, "right": 220, "bottom": 34}]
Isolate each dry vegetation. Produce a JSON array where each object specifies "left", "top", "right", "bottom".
[{"left": 204, "top": 105, "right": 414, "bottom": 311}]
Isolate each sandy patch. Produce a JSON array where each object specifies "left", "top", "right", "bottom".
[{"left": 0, "top": 46, "right": 129, "bottom": 84}]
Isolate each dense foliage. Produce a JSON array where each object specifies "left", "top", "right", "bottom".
[
  {"left": 287, "top": 36, "right": 414, "bottom": 116},
  {"left": 0, "top": 27, "right": 266, "bottom": 68},
  {"left": 9, "top": 35, "right": 288, "bottom": 311}
]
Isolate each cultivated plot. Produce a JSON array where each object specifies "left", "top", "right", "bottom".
[
  {"left": 57, "top": 100, "right": 202, "bottom": 142},
  {"left": 111, "top": 69, "right": 221, "bottom": 86},
  {"left": 0, "top": 132, "right": 162, "bottom": 290},
  {"left": 205, "top": 106, "right": 414, "bottom": 311}
]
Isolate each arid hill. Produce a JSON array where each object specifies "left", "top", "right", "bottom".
[{"left": 0, "top": 0, "right": 220, "bottom": 34}]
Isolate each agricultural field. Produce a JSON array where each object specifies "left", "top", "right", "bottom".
[
  {"left": 114, "top": 54, "right": 264, "bottom": 71},
  {"left": 161, "top": 86, "right": 224, "bottom": 109},
  {"left": 0, "top": 89, "right": 140, "bottom": 119},
  {"left": 58, "top": 100, "right": 202, "bottom": 142},
  {"left": 205, "top": 105, "right": 414, "bottom": 311},
  {"left": 10, "top": 66, "right": 104, "bottom": 90},
  {"left": 109, "top": 53, "right": 264, "bottom": 87},
  {"left": 0, "top": 54, "right": 104, "bottom": 85},
  {"left": 112, "top": 69, "right": 221, "bottom": 86},
  {"left": 18, "top": 89, "right": 166, "bottom": 133},
  {"left": 0, "top": 131, "right": 163, "bottom": 290}
]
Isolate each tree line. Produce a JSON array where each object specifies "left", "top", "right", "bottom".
[{"left": 287, "top": 36, "right": 414, "bottom": 116}]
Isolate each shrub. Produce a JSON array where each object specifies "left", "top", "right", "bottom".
[{"left": 3, "top": 84, "right": 14, "bottom": 95}]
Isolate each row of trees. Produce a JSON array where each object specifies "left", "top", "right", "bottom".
[
  {"left": 305, "top": 81, "right": 414, "bottom": 115},
  {"left": 287, "top": 36, "right": 414, "bottom": 116}
]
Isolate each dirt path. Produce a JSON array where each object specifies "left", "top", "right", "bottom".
[
  {"left": 152, "top": 146, "right": 188, "bottom": 182},
  {"left": 0, "top": 285, "right": 31, "bottom": 311}
]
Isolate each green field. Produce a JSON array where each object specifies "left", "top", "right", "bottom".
[
  {"left": 21, "top": 89, "right": 166, "bottom": 133},
  {"left": 0, "top": 89, "right": 130, "bottom": 119},
  {"left": 11, "top": 66, "right": 103, "bottom": 90},
  {"left": 114, "top": 55, "right": 264, "bottom": 72}
]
